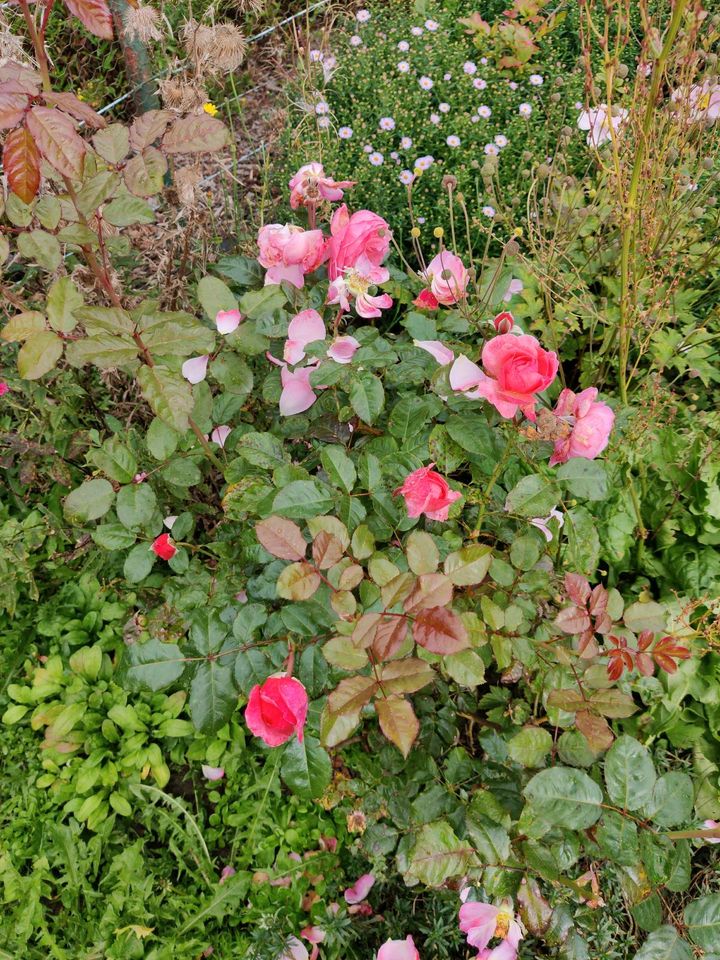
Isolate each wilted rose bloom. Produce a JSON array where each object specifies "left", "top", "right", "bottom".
[
  {"left": 394, "top": 464, "right": 461, "bottom": 521},
  {"left": 577, "top": 104, "right": 629, "bottom": 145},
  {"left": 257, "top": 223, "right": 327, "bottom": 288},
  {"left": 151, "top": 533, "right": 176, "bottom": 560},
  {"left": 327, "top": 205, "right": 391, "bottom": 280},
  {"left": 414, "top": 340, "right": 454, "bottom": 365},
  {"left": 289, "top": 162, "right": 355, "bottom": 209},
  {"left": 284, "top": 309, "right": 326, "bottom": 364},
  {"left": 459, "top": 900, "right": 524, "bottom": 960},
  {"left": 548, "top": 387, "right": 614, "bottom": 465},
  {"left": 245, "top": 676, "right": 308, "bottom": 746},
  {"left": 327, "top": 335, "right": 360, "bottom": 364},
  {"left": 344, "top": 873, "right": 375, "bottom": 904},
  {"left": 450, "top": 334, "right": 558, "bottom": 421},
  {"left": 376, "top": 936, "right": 420, "bottom": 960},
  {"left": 422, "top": 251, "right": 469, "bottom": 305},
  {"left": 672, "top": 82, "right": 720, "bottom": 123},
  {"left": 215, "top": 308, "right": 242, "bottom": 334}
]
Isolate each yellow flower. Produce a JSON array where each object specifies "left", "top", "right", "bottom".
[
  {"left": 203, "top": 102, "right": 219, "bottom": 117},
  {"left": 433, "top": 227, "right": 444, "bottom": 239},
  {"left": 413, "top": 166, "right": 423, "bottom": 177},
  {"left": 410, "top": 226, "right": 421, "bottom": 238},
  {"left": 513, "top": 227, "right": 523, "bottom": 238}
]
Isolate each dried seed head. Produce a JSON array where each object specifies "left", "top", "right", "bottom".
[
  {"left": 616, "top": 62, "right": 629, "bottom": 78},
  {"left": 504, "top": 239, "right": 520, "bottom": 256},
  {"left": 124, "top": 4, "right": 163, "bottom": 43},
  {"left": 537, "top": 163, "right": 551, "bottom": 179},
  {"left": 159, "top": 76, "right": 208, "bottom": 112},
  {"left": 549, "top": 92, "right": 561, "bottom": 103},
  {"left": 226, "top": 0, "right": 265, "bottom": 11},
  {"left": 182, "top": 19, "right": 215, "bottom": 61},
  {"left": 175, "top": 166, "right": 203, "bottom": 208},
  {"left": 442, "top": 174, "right": 458, "bottom": 190},
  {"left": 522, "top": 150, "right": 532, "bottom": 161},
  {"left": 208, "top": 22, "right": 247, "bottom": 73}
]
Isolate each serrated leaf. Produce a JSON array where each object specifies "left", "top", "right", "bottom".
[
  {"left": 281, "top": 735, "right": 332, "bottom": 798},
  {"left": 189, "top": 660, "right": 236, "bottom": 733},
  {"left": 75, "top": 169, "right": 120, "bottom": 215},
  {"left": 123, "top": 543, "right": 155, "bottom": 582},
  {"left": 327, "top": 675, "right": 377, "bottom": 716},
  {"left": 407, "top": 821, "right": 470, "bottom": 886},
  {"left": 17, "top": 230, "right": 61, "bottom": 271},
  {"left": 162, "top": 115, "right": 229, "bottom": 154},
  {"left": 276, "top": 561, "right": 321, "bottom": 601},
  {"left": 633, "top": 926, "right": 693, "bottom": 960},
  {"left": 2, "top": 311, "right": 46, "bottom": 342},
  {"left": 444, "top": 544, "right": 492, "bottom": 585},
  {"left": 349, "top": 373, "right": 385, "bottom": 424},
  {"left": 556, "top": 459, "right": 608, "bottom": 500},
  {"left": 26, "top": 105, "right": 85, "bottom": 178},
  {"left": 92, "top": 523, "right": 137, "bottom": 550},
  {"left": 123, "top": 147, "right": 167, "bottom": 197},
  {"left": 0, "top": 91, "right": 29, "bottom": 129},
  {"left": 685, "top": 894, "right": 720, "bottom": 950},
  {"left": 604, "top": 736, "right": 656, "bottom": 812},
  {"left": 197, "top": 275, "right": 238, "bottom": 321},
  {"left": 65, "top": 331, "right": 138, "bottom": 370},
  {"left": 406, "top": 531, "right": 439, "bottom": 575},
  {"left": 376, "top": 696, "right": 418, "bottom": 758},
  {"left": 92, "top": 123, "right": 129, "bottom": 164},
  {"left": 508, "top": 727, "right": 553, "bottom": 767},
  {"left": 524, "top": 767, "right": 603, "bottom": 829},
  {"left": 379, "top": 658, "right": 434, "bottom": 694},
  {"left": 63, "top": 0, "right": 113, "bottom": 39},
  {"left": 125, "top": 637, "right": 185, "bottom": 691},
  {"left": 44, "top": 90, "right": 106, "bottom": 128},
  {"left": 104, "top": 194, "right": 154, "bottom": 227},
  {"left": 413, "top": 606, "right": 468, "bottom": 654},
  {"left": 137, "top": 364, "right": 194, "bottom": 432},
  {"left": 505, "top": 474, "right": 561, "bottom": 517},
  {"left": 129, "top": 110, "right": 172, "bottom": 151},
  {"left": 272, "top": 480, "right": 334, "bottom": 519},
  {"left": 17, "top": 330, "right": 63, "bottom": 379},
  {"left": 3, "top": 125, "right": 41, "bottom": 203},
  {"left": 255, "top": 516, "right": 306, "bottom": 560}
]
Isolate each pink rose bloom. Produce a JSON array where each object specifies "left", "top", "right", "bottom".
[
  {"left": 377, "top": 936, "right": 420, "bottom": 960},
  {"left": 703, "top": 819, "right": 720, "bottom": 844},
  {"left": 215, "top": 309, "right": 242, "bottom": 334},
  {"left": 257, "top": 223, "right": 327, "bottom": 288},
  {"left": 450, "top": 334, "right": 558, "bottom": 421},
  {"left": 459, "top": 901, "right": 524, "bottom": 960},
  {"left": 289, "top": 161, "right": 355, "bottom": 208},
  {"left": 327, "top": 254, "right": 393, "bottom": 318},
  {"left": 414, "top": 340, "right": 454, "bottom": 365},
  {"left": 344, "top": 873, "right": 375, "bottom": 904},
  {"left": 327, "top": 335, "right": 360, "bottom": 364},
  {"left": 245, "top": 676, "right": 308, "bottom": 746},
  {"left": 423, "top": 251, "right": 469, "bottom": 305},
  {"left": 394, "top": 463, "right": 461, "bottom": 521},
  {"left": 284, "top": 309, "right": 326, "bottom": 364},
  {"left": 0, "top": 382, "right": 9, "bottom": 397},
  {"left": 548, "top": 387, "right": 614, "bottom": 465},
  {"left": 327, "top": 204, "right": 391, "bottom": 280},
  {"left": 672, "top": 82, "right": 720, "bottom": 123}
]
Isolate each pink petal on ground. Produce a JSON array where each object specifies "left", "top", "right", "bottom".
[
  {"left": 344, "top": 872, "right": 376, "bottom": 904},
  {"left": 210, "top": 425, "right": 231, "bottom": 447},
  {"left": 202, "top": 764, "right": 225, "bottom": 781}
]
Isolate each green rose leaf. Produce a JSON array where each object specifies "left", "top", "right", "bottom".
[
  {"left": 125, "top": 637, "right": 186, "bottom": 691},
  {"left": 685, "top": 894, "right": 720, "bottom": 950},
  {"left": 556, "top": 459, "right": 609, "bottom": 500},
  {"left": 349, "top": 373, "right": 385, "bottom": 424},
  {"left": 64, "top": 478, "right": 115, "bottom": 523},
  {"left": 524, "top": 767, "right": 603, "bottom": 829},
  {"left": 280, "top": 735, "right": 332, "bottom": 799},
  {"left": 17, "top": 330, "right": 63, "bottom": 379},
  {"left": 604, "top": 736, "right": 656, "bottom": 812},
  {"left": 504, "top": 474, "right": 562, "bottom": 517},
  {"left": 189, "top": 660, "right": 236, "bottom": 734}
]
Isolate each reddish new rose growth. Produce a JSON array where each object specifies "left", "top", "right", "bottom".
[
  {"left": 394, "top": 464, "right": 461, "bottom": 521},
  {"left": 151, "top": 533, "right": 177, "bottom": 560},
  {"left": 245, "top": 676, "right": 308, "bottom": 747},
  {"left": 606, "top": 632, "right": 690, "bottom": 680}
]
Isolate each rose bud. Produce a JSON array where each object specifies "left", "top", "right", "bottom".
[
  {"left": 494, "top": 311, "right": 514, "bottom": 334},
  {"left": 151, "top": 533, "right": 177, "bottom": 560}
]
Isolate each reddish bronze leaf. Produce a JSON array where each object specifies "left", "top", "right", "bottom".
[
  {"left": 26, "top": 106, "right": 86, "bottom": 179},
  {"left": 254, "top": 516, "right": 306, "bottom": 561},
  {"left": 403, "top": 572, "right": 453, "bottom": 614},
  {"left": 63, "top": 0, "right": 113, "bottom": 39},
  {"left": 554, "top": 604, "right": 592, "bottom": 635},
  {"left": 517, "top": 878, "right": 553, "bottom": 936},
  {"left": 44, "top": 91, "right": 107, "bottom": 129},
  {"left": 371, "top": 616, "right": 409, "bottom": 661},
  {"left": 3, "top": 126, "right": 41, "bottom": 203},
  {"left": 576, "top": 710, "right": 614, "bottom": 752},
  {"left": 0, "top": 92, "right": 29, "bottom": 130},
  {"left": 312, "top": 531, "right": 345, "bottom": 570},
  {"left": 379, "top": 658, "right": 434, "bottom": 695},
  {"left": 413, "top": 606, "right": 469, "bottom": 655},
  {"left": 128, "top": 109, "right": 172, "bottom": 152},
  {"left": 565, "top": 572, "right": 591, "bottom": 606},
  {"left": 351, "top": 613, "right": 382, "bottom": 650},
  {"left": 375, "top": 696, "right": 419, "bottom": 758},
  {"left": 0, "top": 63, "right": 41, "bottom": 94}
]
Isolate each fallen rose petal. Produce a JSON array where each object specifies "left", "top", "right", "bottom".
[
  {"left": 210, "top": 424, "right": 231, "bottom": 447},
  {"left": 201, "top": 764, "right": 225, "bottom": 781},
  {"left": 414, "top": 339, "right": 454, "bottom": 365},
  {"left": 182, "top": 354, "right": 209, "bottom": 384},
  {"left": 344, "top": 872, "right": 375, "bottom": 904},
  {"left": 215, "top": 309, "right": 242, "bottom": 334}
]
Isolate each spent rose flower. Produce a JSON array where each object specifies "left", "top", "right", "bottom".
[
  {"left": 394, "top": 464, "right": 461, "bottom": 521},
  {"left": 449, "top": 334, "right": 558, "bottom": 420},
  {"left": 245, "top": 676, "right": 308, "bottom": 747},
  {"left": 257, "top": 223, "right": 327, "bottom": 288},
  {"left": 327, "top": 255, "right": 393, "bottom": 318},
  {"left": 151, "top": 533, "right": 177, "bottom": 561},
  {"left": 215, "top": 308, "right": 242, "bottom": 334},
  {"left": 376, "top": 937, "right": 420, "bottom": 960},
  {"left": 548, "top": 387, "right": 615, "bottom": 465},
  {"left": 422, "top": 251, "right": 469, "bottom": 305},
  {"left": 289, "top": 162, "right": 355, "bottom": 209},
  {"left": 344, "top": 873, "right": 375, "bottom": 904},
  {"left": 327, "top": 335, "right": 360, "bottom": 364},
  {"left": 284, "top": 309, "right": 326, "bottom": 364},
  {"left": 459, "top": 900, "right": 524, "bottom": 960},
  {"left": 578, "top": 104, "right": 629, "bottom": 145},
  {"left": 327, "top": 206, "right": 391, "bottom": 280}
]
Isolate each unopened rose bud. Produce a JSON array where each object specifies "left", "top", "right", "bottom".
[{"left": 494, "top": 311, "right": 514, "bottom": 333}]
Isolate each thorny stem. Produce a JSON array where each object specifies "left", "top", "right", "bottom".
[{"left": 17, "top": 0, "right": 52, "bottom": 92}]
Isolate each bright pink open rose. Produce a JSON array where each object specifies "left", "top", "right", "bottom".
[
  {"left": 394, "top": 464, "right": 461, "bottom": 521},
  {"left": 257, "top": 223, "right": 327, "bottom": 288},
  {"left": 459, "top": 901, "right": 524, "bottom": 960},
  {"left": 289, "top": 162, "right": 355, "bottom": 209},
  {"left": 422, "top": 251, "right": 469, "bottom": 306},
  {"left": 450, "top": 333, "right": 558, "bottom": 421},
  {"left": 245, "top": 676, "right": 308, "bottom": 747},
  {"left": 377, "top": 936, "right": 420, "bottom": 960},
  {"left": 548, "top": 387, "right": 614, "bottom": 465},
  {"left": 327, "top": 205, "right": 391, "bottom": 280}
]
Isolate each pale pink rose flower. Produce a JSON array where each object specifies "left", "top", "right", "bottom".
[
  {"left": 289, "top": 162, "right": 355, "bottom": 208},
  {"left": 459, "top": 900, "right": 524, "bottom": 960},
  {"left": 344, "top": 872, "right": 376, "bottom": 904},
  {"left": 450, "top": 334, "right": 558, "bottom": 421},
  {"left": 327, "top": 204, "right": 391, "bottom": 279},
  {"left": 577, "top": 104, "right": 629, "bottom": 145},
  {"left": 672, "top": 82, "right": 720, "bottom": 123},
  {"left": 414, "top": 340, "right": 454, "bottom": 365},
  {"left": 394, "top": 463, "right": 461, "bottom": 521},
  {"left": 421, "top": 251, "right": 469, "bottom": 305},
  {"left": 258, "top": 223, "right": 327, "bottom": 288},
  {"left": 215, "top": 309, "right": 242, "bottom": 334},
  {"left": 279, "top": 936, "right": 309, "bottom": 960},
  {"left": 210, "top": 425, "right": 231, "bottom": 448},
  {"left": 327, "top": 255, "right": 393, "bottom": 318},
  {"left": 284, "top": 309, "right": 326, "bottom": 364},
  {"left": 327, "top": 335, "right": 360, "bottom": 363},
  {"left": 548, "top": 387, "right": 614, "bottom": 465},
  {"left": 201, "top": 764, "right": 225, "bottom": 781},
  {"left": 703, "top": 819, "right": 720, "bottom": 843},
  {"left": 182, "top": 355, "right": 209, "bottom": 384},
  {"left": 377, "top": 936, "right": 420, "bottom": 960}
]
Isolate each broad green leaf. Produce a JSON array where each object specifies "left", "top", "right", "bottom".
[
  {"left": 604, "top": 736, "right": 656, "bottom": 812},
  {"left": 116, "top": 484, "right": 158, "bottom": 529},
  {"left": 443, "top": 649, "right": 486, "bottom": 687},
  {"left": 504, "top": 474, "right": 561, "bottom": 517},
  {"left": 272, "top": 480, "right": 334, "bottom": 520},
  {"left": 197, "top": 275, "right": 238, "bottom": 322},
  {"left": 280, "top": 735, "right": 332, "bottom": 799},
  {"left": 142, "top": 316, "right": 215, "bottom": 357},
  {"left": 146, "top": 418, "right": 179, "bottom": 460},
  {"left": 508, "top": 727, "right": 553, "bottom": 768},
  {"left": 137, "top": 364, "right": 194, "bottom": 432},
  {"left": 685, "top": 894, "right": 720, "bottom": 950},
  {"left": 2, "top": 311, "right": 46, "bottom": 342},
  {"left": 349, "top": 373, "right": 385, "bottom": 424},
  {"left": 648, "top": 772, "right": 693, "bottom": 827},
  {"left": 633, "top": 926, "right": 693, "bottom": 960},
  {"left": 125, "top": 637, "right": 185, "bottom": 691},
  {"left": 17, "top": 330, "right": 63, "bottom": 379},
  {"left": 413, "top": 606, "right": 468, "bottom": 654},
  {"left": 64, "top": 478, "right": 115, "bottom": 522},
  {"left": 406, "top": 820, "right": 471, "bottom": 886},
  {"left": 517, "top": 877, "right": 553, "bottom": 937},
  {"left": 75, "top": 170, "right": 120, "bottom": 215},
  {"left": 236, "top": 432, "right": 287, "bottom": 469},
  {"left": 89, "top": 437, "right": 138, "bottom": 484},
  {"left": 47, "top": 277, "right": 83, "bottom": 333},
  {"left": 65, "top": 332, "right": 138, "bottom": 370},
  {"left": 104, "top": 194, "right": 155, "bottom": 227},
  {"left": 524, "top": 767, "right": 603, "bottom": 829},
  {"left": 276, "top": 561, "right": 321, "bottom": 600},
  {"left": 556, "top": 459, "right": 608, "bottom": 500},
  {"left": 17, "top": 228, "right": 62, "bottom": 271},
  {"left": 92, "top": 523, "right": 137, "bottom": 550},
  {"left": 234, "top": 648, "right": 271, "bottom": 694},
  {"left": 321, "top": 446, "right": 357, "bottom": 493},
  {"left": 298, "top": 645, "right": 328, "bottom": 698},
  {"left": 444, "top": 544, "right": 492, "bottom": 585},
  {"left": 123, "top": 543, "right": 156, "bottom": 583},
  {"left": 92, "top": 123, "right": 130, "bottom": 164},
  {"left": 123, "top": 147, "right": 167, "bottom": 197},
  {"left": 406, "top": 531, "right": 439, "bottom": 575},
  {"left": 238, "top": 285, "right": 287, "bottom": 319},
  {"left": 189, "top": 661, "right": 236, "bottom": 733}
]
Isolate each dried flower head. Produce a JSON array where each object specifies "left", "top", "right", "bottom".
[
  {"left": 181, "top": 19, "right": 215, "bottom": 62},
  {"left": 226, "top": 0, "right": 265, "bottom": 12},
  {"left": 158, "top": 75, "right": 208, "bottom": 113},
  {"left": 175, "top": 166, "right": 203, "bottom": 208},
  {"left": 208, "top": 22, "right": 247, "bottom": 74},
  {"left": 124, "top": 4, "right": 163, "bottom": 43}
]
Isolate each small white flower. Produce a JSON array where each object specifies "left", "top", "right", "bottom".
[
  {"left": 399, "top": 169, "right": 415, "bottom": 184},
  {"left": 446, "top": 134, "right": 461, "bottom": 147},
  {"left": 398, "top": 40, "right": 409, "bottom": 51},
  {"left": 411, "top": 25, "right": 423, "bottom": 36},
  {"left": 477, "top": 105, "right": 491, "bottom": 118},
  {"left": 443, "top": 72, "right": 452, "bottom": 81},
  {"left": 317, "top": 116, "right": 330, "bottom": 128},
  {"left": 430, "top": 112, "right": 441, "bottom": 124},
  {"left": 471, "top": 114, "right": 479, "bottom": 123},
  {"left": 356, "top": 8, "right": 370, "bottom": 22},
  {"left": 494, "top": 134, "right": 508, "bottom": 148},
  {"left": 379, "top": 116, "right": 396, "bottom": 131},
  {"left": 439, "top": 102, "right": 450, "bottom": 113},
  {"left": 397, "top": 60, "right": 410, "bottom": 72},
  {"left": 363, "top": 143, "right": 373, "bottom": 153},
  {"left": 507, "top": 81, "right": 518, "bottom": 90},
  {"left": 338, "top": 126, "right": 353, "bottom": 139},
  {"left": 463, "top": 61, "right": 477, "bottom": 74},
  {"left": 425, "top": 19, "right": 439, "bottom": 30},
  {"left": 309, "top": 49, "right": 323, "bottom": 62},
  {"left": 484, "top": 142, "right": 499, "bottom": 156},
  {"left": 473, "top": 77, "right": 487, "bottom": 90},
  {"left": 350, "top": 34, "right": 362, "bottom": 46},
  {"left": 482, "top": 205, "right": 495, "bottom": 217},
  {"left": 369, "top": 151, "right": 384, "bottom": 165},
  {"left": 519, "top": 102, "right": 532, "bottom": 117},
  {"left": 529, "top": 74, "right": 544, "bottom": 86},
  {"left": 419, "top": 75, "right": 434, "bottom": 90},
  {"left": 400, "top": 136, "right": 413, "bottom": 149},
  {"left": 315, "top": 101, "right": 330, "bottom": 115}
]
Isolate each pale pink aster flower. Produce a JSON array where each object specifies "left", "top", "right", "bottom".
[
  {"left": 369, "top": 151, "right": 384, "bottom": 165},
  {"left": 315, "top": 101, "right": 329, "bottom": 115},
  {"left": 317, "top": 116, "right": 330, "bottom": 129},
  {"left": 338, "top": 126, "right": 353, "bottom": 139},
  {"left": 400, "top": 136, "right": 413, "bottom": 149},
  {"left": 430, "top": 112, "right": 441, "bottom": 124},
  {"left": 439, "top": 102, "right": 450, "bottom": 113},
  {"left": 478, "top": 105, "right": 491, "bottom": 118},
  {"left": 309, "top": 49, "right": 323, "bottom": 62},
  {"left": 363, "top": 144, "right": 373, "bottom": 152},
  {"left": 482, "top": 205, "right": 495, "bottom": 217},
  {"left": 484, "top": 143, "right": 499, "bottom": 156},
  {"left": 356, "top": 9, "right": 370, "bottom": 22},
  {"left": 419, "top": 75, "right": 434, "bottom": 90},
  {"left": 494, "top": 134, "right": 508, "bottom": 148},
  {"left": 399, "top": 170, "right": 415, "bottom": 184},
  {"left": 508, "top": 81, "right": 518, "bottom": 90},
  {"left": 529, "top": 74, "right": 543, "bottom": 85},
  {"left": 446, "top": 134, "right": 461, "bottom": 147},
  {"left": 443, "top": 72, "right": 452, "bottom": 81},
  {"left": 398, "top": 40, "right": 409, "bottom": 51},
  {"left": 390, "top": 151, "right": 399, "bottom": 160},
  {"left": 379, "top": 116, "right": 396, "bottom": 130},
  {"left": 350, "top": 34, "right": 362, "bottom": 46},
  {"left": 411, "top": 25, "right": 423, "bottom": 36},
  {"left": 471, "top": 115, "right": 479, "bottom": 123},
  {"left": 474, "top": 77, "right": 487, "bottom": 90},
  {"left": 463, "top": 61, "right": 477, "bottom": 74},
  {"left": 397, "top": 60, "right": 410, "bottom": 72},
  {"left": 425, "top": 19, "right": 439, "bottom": 30},
  {"left": 480, "top": 56, "right": 488, "bottom": 64},
  {"left": 519, "top": 102, "right": 532, "bottom": 117},
  {"left": 415, "top": 155, "right": 434, "bottom": 170}
]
